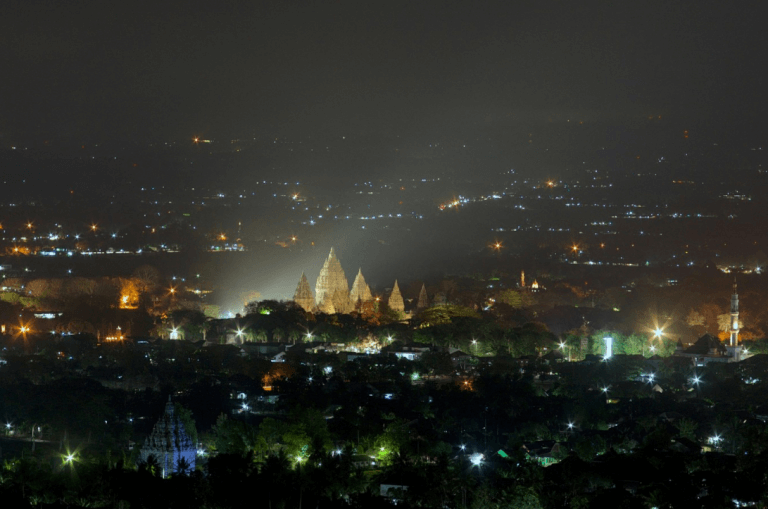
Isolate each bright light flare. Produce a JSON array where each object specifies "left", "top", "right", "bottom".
[{"left": 470, "top": 453, "right": 484, "bottom": 466}]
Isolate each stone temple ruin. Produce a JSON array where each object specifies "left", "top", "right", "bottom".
[{"left": 140, "top": 397, "right": 196, "bottom": 477}]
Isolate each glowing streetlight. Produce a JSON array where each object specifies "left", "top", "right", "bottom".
[
  {"left": 470, "top": 453, "right": 484, "bottom": 466},
  {"left": 601, "top": 387, "right": 609, "bottom": 394},
  {"left": 91, "top": 224, "right": 97, "bottom": 231},
  {"left": 305, "top": 332, "right": 313, "bottom": 340},
  {"left": 387, "top": 335, "right": 394, "bottom": 342},
  {"left": 472, "top": 339, "right": 478, "bottom": 356},
  {"left": 653, "top": 328, "right": 663, "bottom": 338}
]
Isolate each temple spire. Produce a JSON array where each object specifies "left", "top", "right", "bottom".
[
  {"left": 315, "top": 247, "right": 349, "bottom": 311},
  {"left": 388, "top": 280, "right": 405, "bottom": 313},
  {"left": 350, "top": 268, "right": 373, "bottom": 305},
  {"left": 416, "top": 283, "right": 429, "bottom": 310},
  {"left": 293, "top": 272, "right": 316, "bottom": 312}
]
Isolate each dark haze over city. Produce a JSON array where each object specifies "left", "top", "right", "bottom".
[{"left": 2, "top": 0, "right": 767, "bottom": 310}]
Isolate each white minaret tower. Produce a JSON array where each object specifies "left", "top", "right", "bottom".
[{"left": 730, "top": 279, "right": 739, "bottom": 347}]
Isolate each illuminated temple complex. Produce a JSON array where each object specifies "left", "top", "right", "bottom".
[{"left": 293, "top": 248, "right": 408, "bottom": 315}]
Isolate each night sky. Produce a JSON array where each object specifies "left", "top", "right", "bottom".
[{"left": 2, "top": 0, "right": 766, "bottom": 145}]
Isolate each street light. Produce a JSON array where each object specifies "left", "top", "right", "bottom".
[{"left": 472, "top": 339, "right": 477, "bottom": 356}]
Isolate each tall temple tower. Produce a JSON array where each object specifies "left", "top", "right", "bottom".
[
  {"left": 292, "top": 273, "right": 316, "bottom": 312},
  {"left": 730, "top": 280, "right": 739, "bottom": 347},
  {"left": 315, "top": 248, "right": 350, "bottom": 309},
  {"left": 350, "top": 268, "right": 373, "bottom": 305},
  {"left": 388, "top": 280, "right": 405, "bottom": 313}
]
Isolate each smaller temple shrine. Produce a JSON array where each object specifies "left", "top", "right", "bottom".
[
  {"left": 388, "top": 280, "right": 405, "bottom": 313},
  {"left": 293, "top": 273, "right": 316, "bottom": 312},
  {"left": 140, "top": 398, "right": 196, "bottom": 477}
]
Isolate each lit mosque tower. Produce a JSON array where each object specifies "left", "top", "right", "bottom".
[
  {"left": 730, "top": 279, "right": 739, "bottom": 347},
  {"left": 726, "top": 279, "right": 744, "bottom": 362}
]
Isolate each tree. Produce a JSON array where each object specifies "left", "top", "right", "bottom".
[
  {"left": 175, "top": 404, "right": 199, "bottom": 449},
  {"left": 132, "top": 265, "right": 160, "bottom": 307},
  {"left": 497, "top": 289, "right": 536, "bottom": 309}
]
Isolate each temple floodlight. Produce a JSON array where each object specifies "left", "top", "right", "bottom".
[{"left": 603, "top": 336, "right": 613, "bottom": 359}]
